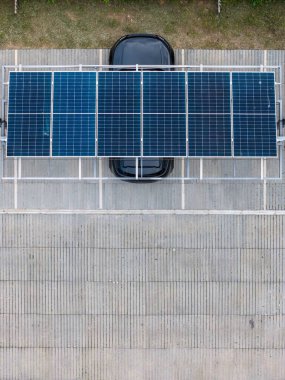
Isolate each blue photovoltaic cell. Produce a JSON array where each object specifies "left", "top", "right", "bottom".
[
  {"left": 188, "top": 115, "right": 231, "bottom": 156},
  {"left": 53, "top": 72, "right": 96, "bottom": 114},
  {"left": 188, "top": 72, "right": 231, "bottom": 156},
  {"left": 188, "top": 72, "right": 231, "bottom": 114},
  {"left": 143, "top": 72, "right": 186, "bottom": 113},
  {"left": 234, "top": 114, "right": 277, "bottom": 157},
  {"left": 143, "top": 72, "right": 186, "bottom": 156},
  {"left": 143, "top": 114, "right": 186, "bottom": 156},
  {"left": 98, "top": 114, "right": 140, "bottom": 156},
  {"left": 7, "top": 72, "right": 51, "bottom": 156},
  {"left": 52, "top": 72, "right": 96, "bottom": 156},
  {"left": 8, "top": 72, "right": 51, "bottom": 114},
  {"left": 98, "top": 72, "right": 141, "bottom": 156},
  {"left": 52, "top": 114, "right": 95, "bottom": 156},
  {"left": 98, "top": 72, "right": 140, "bottom": 114},
  {"left": 233, "top": 72, "right": 276, "bottom": 157},
  {"left": 233, "top": 72, "right": 275, "bottom": 114},
  {"left": 7, "top": 114, "right": 50, "bottom": 156}
]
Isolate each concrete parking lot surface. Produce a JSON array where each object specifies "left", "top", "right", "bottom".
[{"left": 0, "top": 49, "right": 284, "bottom": 379}]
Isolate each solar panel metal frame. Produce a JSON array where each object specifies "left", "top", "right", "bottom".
[{"left": 4, "top": 68, "right": 278, "bottom": 160}]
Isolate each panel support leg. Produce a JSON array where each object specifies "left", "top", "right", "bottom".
[
  {"left": 181, "top": 159, "right": 185, "bottom": 210},
  {"left": 18, "top": 158, "right": 21, "bottom": 179},
  {"left": 14, "top": 158, "right": 17, "bottom": 209},
  {"left": 135, "top": 157, "right": 139, "bottom": 180},
  {"left": 93, "top": 157, "right": 97, "bottom": 178},
  {"left": 78, "top": 158, "right": 81, "bottom": 180},
  {"left": 200, "top": 158, "right": 203, "bottom": 180},
  {"left": 186, "top": 158, "right": 190, "bottom": 179},
  {"left": 99, "top": 158, "right": 103, "bottom": 209},
  {"left": 261, "top": 158, "right": 267, "bottom": 210},
  {"left": 279, "top": 144, "right": 283, "bottom": 180}
]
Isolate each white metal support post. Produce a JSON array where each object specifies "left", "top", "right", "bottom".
[
  {"left": 140, "top": 68, "right": 143, "bottom": 178},
  {"left": 230, "top": 72, "right": 234, "bottom": 156},
  {"left": 261, "top": 62, "right": 267, "bottom": 209},
  {"left": 199, "top": 64, "right": 203, "bottom": 180},
  {"left": 135, "top": 157, "right": 139, "bottom": 180},
  {"left": 1, "top": 66, "right": 6, "bottom": 179},
  {"left": 230, "top": 71, "right": 235, "bottom": 178},
  {"left": 278, "top": 66, "right": 283, "bottom": 179},
  {"left": 14, "top": 158, "right": 17, "bottom": 209},
  {"left": 98, "top": 50, "right": 103, "bottom": 208},
  {"left": 49, "top": 72, "right": 54, "bottom": 157},
  {"left": 200, "top": 158, "right": 203, "bottom": 180},
  {"left": 95, "top": 61, "right": 99, "bottom": 179},
  {"left": 261, "top": 158, "right": 267, "bottom": 210},
  {"left": 15, "top": 49, "right": 19, "bottom": 186},
  {"left": 79, "top": 65, "right": 82, "bottom": 177},
  {"left": 182, "top": 49, "right": 186, "bottom": 209},
  {"left": 18, "top": 158, "right": 21, "bottom": 179},
  {"left": 78, "top": 158, "right": 82, "bottom": 180},
  {"left": 99, "top": 158, "right": 103, "bottom": 209}
]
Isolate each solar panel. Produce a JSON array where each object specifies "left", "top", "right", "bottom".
[
  {"left": 6, "top": 69, "right": 277, "bottom": 159},
  {"left": 7, "top": 72, "right": 51, "bottom": 156},
  {"left": 143, "top": 72, "right": 186, "bottom": 156},
  {"left": 188, "top": 72, "right": 231, "bottom": 157},
  {"left": 52, "top": 72, "right": 96, "bottom": 156},
  {"left": 233, "top": 72, "right": 277, "bottom": 157},
  {"left": 97, "top": 72, "right": 141, "bottom": 156}
]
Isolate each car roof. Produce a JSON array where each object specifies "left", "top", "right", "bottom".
[{"left": 109, "top": 34, "right": 175, "bottom": 65}]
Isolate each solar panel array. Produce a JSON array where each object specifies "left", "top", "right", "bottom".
[{"left": 7, "top": 70, "right": 277, "bottom": 158}]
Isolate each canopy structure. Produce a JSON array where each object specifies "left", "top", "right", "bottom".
[
  {"left": 5, "top": 68, "right": 278, "bottom": 158},
  {"left": 1, "top": 64, "right": 283, "bottom": 180}
]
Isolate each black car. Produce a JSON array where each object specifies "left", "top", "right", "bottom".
[{"left": 109, "top": 34, "right": 174, "bottom": 180}]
